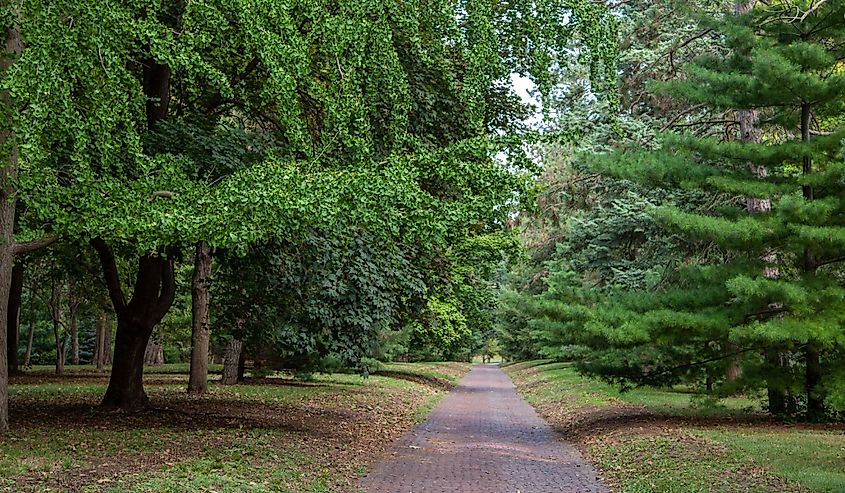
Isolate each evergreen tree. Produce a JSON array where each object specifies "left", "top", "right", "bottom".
[{"left": 533, "top": 1, "right": 845, "bottom": 420}]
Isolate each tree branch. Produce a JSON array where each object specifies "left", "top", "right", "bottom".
[
  {"left": 660, "top": 104, "right": 706, "bottom": 131},
  {"left": 152, "top": 255, "right": 176, "bottom": 324},
  {"left": 89, "top": 238, "right": 127, "bottom": 314},
  {"left": 147, "top": 191, "right": 175, "bottom": 202},
  {"left": 650, "top": 345, "right": 765, "bottom": 378},
  {"left": 13, "top": 235, "right": 57, "bottom": 254}
]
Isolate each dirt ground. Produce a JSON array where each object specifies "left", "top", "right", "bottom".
[{"left": 3, "top": 363, "right": 470, "bottom": 492}]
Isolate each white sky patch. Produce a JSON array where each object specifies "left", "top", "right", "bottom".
[{"left": 510, "top": 73, "right": 543, "bottom": 130}]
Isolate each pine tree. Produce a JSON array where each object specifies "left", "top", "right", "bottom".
[{"left": 535, "top": 1, "right": 845, "bottom": 420}]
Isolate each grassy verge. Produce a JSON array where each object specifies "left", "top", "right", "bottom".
[
  {"left": 506, "top": 361, "right": 844, "bottom": 493},
  {"left": 3, "top": 362, "right": 470, "bottom": 492}
]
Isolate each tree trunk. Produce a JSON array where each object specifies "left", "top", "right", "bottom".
[
  {"left": 188, "top": 241, "right": 212, "bottom": 393},
  {"left": 88, "top": 52, "right": 173, "bottom": 411},
  {"left": 725, "top": 343, "right": 742, "bottom": 382},
  {"left": 0, "top": 0, "right": 56, "bottom": 435},
  {"left": 734, "top": 0, "right": 795, "bottom": 415},
  {"left": 6, "top": 263, "right": 22, "bottom": 375},
  {"left": 0, "top": 245, "right": 12, "bottom": 432},
  {"left": 765, "top": 349, "right": 792, "bottom": 417},
  {"left": 798, "top": 101, "right": 825, "bottom": 420},
  {"left": 0, "top": 14, "right": 24, "bottom": 434},
  {"left": 237, "top": 348, "right": 246, "bottom": 382},
  {"left": 94, "top": 311, "right": 110, "bottom": 370},
  {"left": 69, "top": 305, "right": 79, "bottom": 366},
  {"left": 221, "top": 338, "right": 242, "bottom": 385},
  {"left": 51, "top": 279, "right": 63, "bottom": 375},
  {"left": 91, "top": 239, "right": 176, "bottom": 412},
  {"left": 93, "top": 314, "right": 102, "bottom": 368},
  {"left": 104, "top": 316, "right": 112, "bottom": 364},
  {"left": 107, "top": 318, "right": 154, "bottom": 410},
  {"left": 23, "top": 301, "right": 34, "bottom": 367},
  {"left": 805, "top": 345, "right": 823, "bottom": 421},
  {"left": 143, "top": 338, "right": 164, "bottom": 366}
]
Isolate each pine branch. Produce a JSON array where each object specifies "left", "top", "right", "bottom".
[
  {"left": 649, "top": 344, "right": 770, "bottom": 378},
  {"left": 660, "top": 104, "right": 706, "bottom": 131},
  {"left": 744, "top": 306, "right": 787, "bottom": 321}
]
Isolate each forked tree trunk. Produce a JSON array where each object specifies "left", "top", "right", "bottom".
[
  {"left": 6, "top": 263, "right": 22, "bottom": 375},
  {"left": 221, "top": 338, "right": 242, "bottom": 385},
  {"left": 88, "top": 54, "right": 174, "bottom": 412},
  {"left": 91, "top": 240, "right": 176, "bottom": 411},
  {"left": 188, "top": 241, "right": 212, "bottom": 393}
]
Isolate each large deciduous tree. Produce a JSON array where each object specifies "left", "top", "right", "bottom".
[{"left": 0, "top": 0, "right": 618, "bottom": 426}]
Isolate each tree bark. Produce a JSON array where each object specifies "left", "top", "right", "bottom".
[
  {"left": 221, "top": 338, "right": 242, "bottom": 385},
  {"left": 23, "top": 293, "right": 34, "bottom": 367},
  {"left": 69, "top": 298, "right": 79, "bottom": 366},
  {"left": 143, "top": 338, "right": 164, "bottom": 366},
  {"left": 91, "top": 239, "right": 176, "bottom": 411},
  {"left": 0, "top": 6, "right": 58, "bottom": 433},
  {"left": 51, "top": 279, "right": 64, "bottom": 375},
  {"left": 108, "top": 317, "right": 153, "bottom": 409},
  {"left": 0, "top": 11, "right": 24, "bottom": 434},
  {"left": 104, "top": 316, "right": 112, "bottom": 364},
  {"left": 188, "top": 241, "right": 212, "bottom": 393},
  {"left": 94, "top": 311, "right": 110, "bottom": 370},
  {"left": 805, "top": 345, "right": 824, "bottom": 421},
  {"left": 6, "top": 263, "right": 22, "bottom": 375},
  {"left": 237, "top": 348, "right": 246, "bottom": 382}
]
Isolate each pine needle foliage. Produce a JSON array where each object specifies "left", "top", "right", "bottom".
[{"left": 531, "top": 1, "right": 845, "bottom": 420}]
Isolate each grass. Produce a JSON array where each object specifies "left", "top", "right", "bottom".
[
  {"left": 3, "top": 362, "right": 470, "bottom": 492},
  {"left": 521, "top": 361, "right": 759, "bottom": 416},
  {"left": 506, "top": 360, "right": 844, "bottom": 493},
  {"left": 95, "top": 431, "right": 333, "bottom": 493},
  {"left": 698, "top": 429, "right": 845, "bottom": 493},
  {"left": 378, "top": 361, "right": 469, "bottom": 385}
]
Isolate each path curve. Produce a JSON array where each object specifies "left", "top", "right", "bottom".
[{"left": 359, "top": 364, "right": 607, "bottom": 493}]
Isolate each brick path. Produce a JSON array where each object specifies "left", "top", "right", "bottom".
[{"left": 358, "top": 364, "right": 608, "bottom": 493}]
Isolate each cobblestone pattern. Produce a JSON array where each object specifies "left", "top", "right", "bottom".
[{"left": 358, "top": 365, "right": 608, "bottom": 493}]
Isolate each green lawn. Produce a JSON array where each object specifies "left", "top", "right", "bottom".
[
  {"left": 519, "top": 361, "right": 760, "bottom": 415},
  {"left": 699, "top": 429, "right": 845, "bottom": 493},
  {"left": 507, "top": 360, "right": 844, "bottom": 493}
]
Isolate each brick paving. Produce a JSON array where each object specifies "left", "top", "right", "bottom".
[{"left": 359, "top": 364, "right": 608, "bottom": 493}]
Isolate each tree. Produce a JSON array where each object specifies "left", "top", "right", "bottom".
[
  {"left": 1, "top": 0, "right": 619, "bottom": 427},
  {"left": 187, "top": 241, "right": 212, "bottom": 393},
  {"left": 531, "top": 1, "right": 845, "bottom": 420}
]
